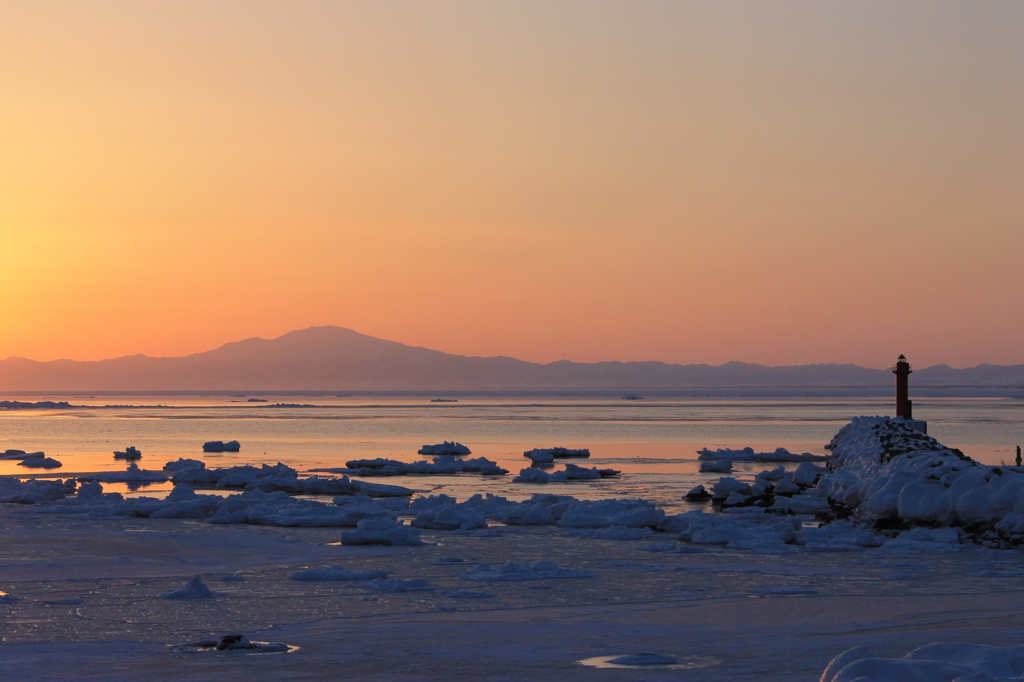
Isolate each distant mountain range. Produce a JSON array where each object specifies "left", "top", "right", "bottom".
[{"left": 1, "top": 326, "right": 1022, "bottom": 395}]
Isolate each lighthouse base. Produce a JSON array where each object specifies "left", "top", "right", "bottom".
[{"left": 896, "top": 417, "right": 928, "bottom": 434}]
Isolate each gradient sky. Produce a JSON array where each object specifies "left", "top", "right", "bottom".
[{"left": 2, "top": 1, "right": 1022, "bottom": 368}]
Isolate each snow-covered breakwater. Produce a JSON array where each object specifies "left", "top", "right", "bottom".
[{"left": 701, "top": 416, "right": 1024, "bottom": 549}]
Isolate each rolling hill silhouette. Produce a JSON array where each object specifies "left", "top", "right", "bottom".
[{"left": 0, "top": 326, "right": 1021, "bottom": 393}]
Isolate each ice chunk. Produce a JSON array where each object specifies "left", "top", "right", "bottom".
[
  {"left": 698, "top": 446, "right": 828, "bottom": 462},
  {"left": 417, "top": 441, "right": 471, "bottom": 455},
  {"left": 684, "top": 484, "right": 712, "bottom": 500},
  {"left": 333, "top": 456, "right": 507, "bottom": 476},
  {"left": 0, "top": 449, "right": 25, "bottom": 458},
  {"left": 17, "top": 455, "right": 63, "bottom": 469},
  {"left": 523, "top": 447, "right": 590, "bottom": 463},
  {"left": 711, "top": 477, "right": 750, "bottom": 499},
  {"left": 513, "top": 463, "right": 620, "bottom": 483},
  {"left": 161, "top": 576, "right": 214, "bottom": 599},
  {"left": 699, "top": 459, "right": 732, "bottom": 473},
  {"left": 558, "top": 499, "right": 664, "bottom": 529},
  {"left": 769, "top": 495, "right": 829, "bottom": 515},
  {"left": 0, "top": 477, "right": 76, "bottom": 504},
  {"left": 202, "top": 440, "right": 241, "bottom": 452},
  {"left": 460, "top": 561, "right": 593, "bottom": 581},
  {"left": 0, "top": 450, "right": 46, "bottom": 460},
  {"left": 412, "top": 506, "right": 487, "bottom": 531},
  {"left": 163, "top": 458, "right": 205, "bottom": 472},
  {"left": 113, "top": 446, "right": 142, "bottom": 460}
]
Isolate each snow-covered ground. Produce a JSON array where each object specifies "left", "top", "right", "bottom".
[{"left": 4, "top": 416, "right": 1024, "bottom": 680}]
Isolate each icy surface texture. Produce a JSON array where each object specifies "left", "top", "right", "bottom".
[
  {"left": 460, "top": 560, "right": 593, "bottom": 581},
  {"left": 291, "top": 566, "right": 390, "bottom": 581},
  {"left": 822, "top": 642, "right": 1024, "bottom": 682},
  {"left": 341, "top": 518, "right": 425, "bottom": 546},
  {"left": 79, "top": 463, "right": 168, "bottom": 483},
  {"left": 362, "top": 578, "right": 431, "bottom": 592},
  {"left": 160, "top": 576, "right": 214, "bottom": 599}
]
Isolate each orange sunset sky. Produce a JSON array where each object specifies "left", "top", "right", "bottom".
[{"left": 2, "top": 1, "right": 1022, "bottom": 369}]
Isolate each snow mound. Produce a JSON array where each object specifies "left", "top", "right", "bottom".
[
  {"left": 418, "top": 441, "right": 471, "bottom": 455},
  {"left": 460, "top": 561, "right": 593, "bottom": 581},
  {"left": 822, "top": 642, "right": 1024, "bottom": 682},
  {"left": 341, "top": 518, "right": 425, "bottom": 546},
  {"left": 523, "top": 447, "right": 590, "bottom": 463},
  {"left": 161, "top": 576, "right": 214, "bottom": 599},
  {"left": 291, "top": 566, "right": 390, "bottom": 581},
  {"left": 79, "top": 463, "right": 168, "bottom": 483},
  {"left": 513, "top": 463, "right": 620, "bottom": 483},
  {"left": 202, "top": 440, "right": 241, "bottom": 452},
  {"left": 698, "top": 446, "right": 828, "bottom": 462}
]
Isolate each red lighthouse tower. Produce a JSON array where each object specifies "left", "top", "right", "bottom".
[{"left": 893, "top": 354, "right": 913, "bottom": 419}]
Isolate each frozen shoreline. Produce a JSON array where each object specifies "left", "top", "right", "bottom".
[
  {"left": 4, "top": 416, "right": 1024, "bottom": 680},
  {"left": 3, "top": 505, "right": 1024, "bottom": 680}
]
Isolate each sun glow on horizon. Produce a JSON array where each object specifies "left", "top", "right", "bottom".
[{"left": 2, "top": 1, "right": 1022, "bottom": 368}]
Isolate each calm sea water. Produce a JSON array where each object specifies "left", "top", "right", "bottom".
[{"left": 2, "top": 396, "right": 1022, "bottom": 512}]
